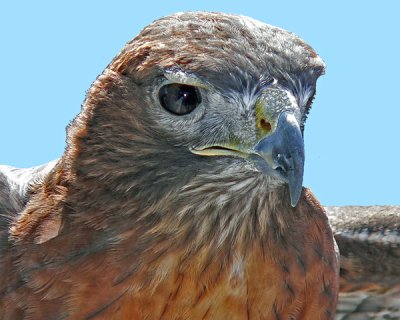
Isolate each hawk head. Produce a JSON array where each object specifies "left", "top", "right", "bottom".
[
  {"left": 7, "top": 14, "right": 339, "bottom": 319},
  {"left": 66, "top": 12, "right": 325, "bottom": 213}
]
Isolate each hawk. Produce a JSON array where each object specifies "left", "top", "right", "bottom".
[{"left": 0, "top": 12, "right": 342, "bottom": 319}]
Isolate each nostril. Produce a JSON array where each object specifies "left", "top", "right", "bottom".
[
  {"left": 276, "top": 166, "right": 286, "bottom": 175},
  {"left": 259, "top": 118, "right": 272, "bottom": 133},
  {"left": 275, "top": 153, "right": 291, "bottom": 174}
]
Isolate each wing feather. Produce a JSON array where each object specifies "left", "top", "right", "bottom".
[
  {"left": 326, "top": 206, "right": 400, "bottom": 319},
  {"left": 0, "top": 160, "right": 58, "bottom": 218}
]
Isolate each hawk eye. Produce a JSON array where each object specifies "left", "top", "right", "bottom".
[{"left": 159, "top": 83, "right": 202, "bottom": 115}]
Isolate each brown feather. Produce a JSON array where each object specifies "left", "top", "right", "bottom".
[{"left": 0, "top": 12, "right": 337, "bottom": 319}]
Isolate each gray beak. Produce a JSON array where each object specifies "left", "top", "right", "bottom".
[{"left": 252, "top": 112, "right": 304, "bottom": 207}]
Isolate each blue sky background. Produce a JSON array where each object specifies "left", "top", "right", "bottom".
[{"left": 1, "top": 1, "right": 399, "bottom": 206}]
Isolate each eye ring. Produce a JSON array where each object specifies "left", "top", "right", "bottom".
[{"left": 158, "top": 83, "right": 202, "bottom": 115}]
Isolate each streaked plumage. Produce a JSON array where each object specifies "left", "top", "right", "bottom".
[
  {"left": 0, "top": 12, "right": 344, "bottom": 319},
  {"left": 2, "top": 168, "right": 399, "bottom": 319},
  {"left": 328, "top": 206, "right": 400, "bottom": 319}
]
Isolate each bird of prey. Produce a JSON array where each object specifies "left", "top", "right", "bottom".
[{"left": 3, "top": 11, "right": 393, "bottom": 319}]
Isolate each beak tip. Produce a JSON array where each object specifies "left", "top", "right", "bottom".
[
  {"left": 288, "top": 174, "right": 303, "bottom": 207},
  {"left": 290, "top": 189, "right": 301, "bottom": 207},
  {"left": 290, "top": 200, "right": 297, "bottom": 208}
]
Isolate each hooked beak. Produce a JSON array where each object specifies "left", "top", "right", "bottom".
[
  {"left": 190, "top": 111, "right": 304, "bottom": 207},
  {"left": 250, "top": 112, "right": 304, "bottom": 207}
]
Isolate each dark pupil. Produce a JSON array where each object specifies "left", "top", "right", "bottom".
[{"left": 159, "top": 84, "right": 201, "bottom": 115}]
